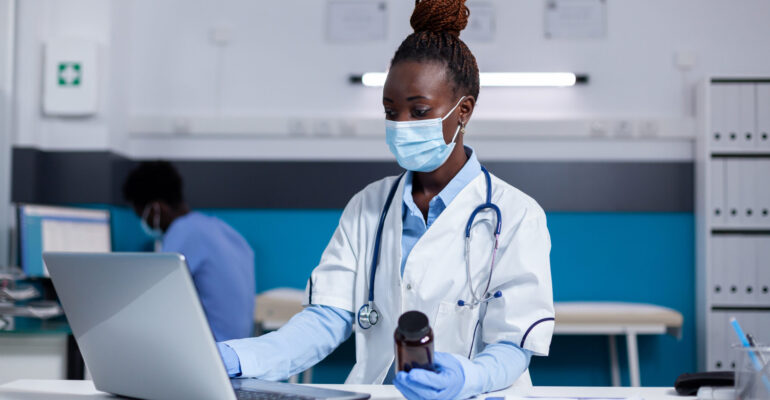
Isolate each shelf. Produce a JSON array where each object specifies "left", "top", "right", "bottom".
[
  {"left": 697, "top": 77, "right": 770, "bottom": 372},
  {"left": 711, "top": 151, "right": 770, "bottom": 158},
  {"left": 711, "top": 228, "right": 770, "bottom": 235},
  {"left": 711, "top": 306, "right": 770, "bottom": 312},
  {"left": 711, "top": 78, "right": 770, "bottom": 84}
]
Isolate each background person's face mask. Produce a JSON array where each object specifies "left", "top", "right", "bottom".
[
  {"left": 140, "top": 203, "right": 163, "bottom": 240},
  {"left": 385, "top": 96, "right": 465, "bottom": 172}
]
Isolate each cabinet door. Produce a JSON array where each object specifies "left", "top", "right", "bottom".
[
  {"left": 757, "top": 236, "right": 770, "bottom": 305},
  {"left": 740, "top": 160, "right": 759, "bottom": 227},
  {"left": 710, "top": 236, "right": 727, "bottom": 305},
  {"left": 708, "top": 311, "right": 728, "bottom": 370},
  {"left": 738, "top": 237, "right": 757, "bottom": 305},
  {"left": 711, "top": 159, "right": 726, "bottom": 226},
  {"left": 725, "top": 160, "right": 743, "bottom": 226},
  {"left": 758, "top": 160, "right": 770, "bottom": 227},
  {"left": 708, "top": 311, "right": 731, "bottom": 371},
  {"left": 725, "top": 159, "right": 760, "bottom": 228},
  {"left": 757, "top": 84, "right": 770, "bottom": 149},
  {"left": 711, "top": 84, "right": 730, "bottom": 149},
  {"left": 736, "top": 84, "right": 757, "bottom": 150},
  {"left": 724, "top": 84, "right": 742, "bottom": 148},
  {"left": 725, "top": 236, "right": 743, "bottom": 304}
]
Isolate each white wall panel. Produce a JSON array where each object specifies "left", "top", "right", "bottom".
[
  {"left": 124, "top": 0, "right": 770, "bottom": 121},
  {"left": 9, "top": 0, "right": 770, "bottom": 159},
  {"left": 13, "top": 0, "right": 113, "bottom": 150}
]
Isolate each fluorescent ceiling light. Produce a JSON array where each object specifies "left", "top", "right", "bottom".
[
  {"left": 354, "top": 72, "right": 586, "bottom": 87},
  {"left": 361, "top": 72, "right": 387, "bottom": 87}
]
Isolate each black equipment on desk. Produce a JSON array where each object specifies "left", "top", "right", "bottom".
[{"left": 674, "top": 371, "right": 735, "bottom": 395}]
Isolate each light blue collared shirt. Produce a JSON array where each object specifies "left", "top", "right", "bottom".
[{"left": 400, "top": 146, "right": 481, "bottom": 276}]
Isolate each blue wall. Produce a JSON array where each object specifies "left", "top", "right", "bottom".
[
  {"left": 107, "top": 206, "right": 694, "bottom": 386},
  {"left": 533, "top": 212, "right": 695, "bottom": 387}
]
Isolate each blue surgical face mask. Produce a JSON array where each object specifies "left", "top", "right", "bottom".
[
  {"left": 140, "top": 203, "right": 163, "bottom": 241},
  {"left": 385, "top": 96, "right": 465, "bottom": 172}
]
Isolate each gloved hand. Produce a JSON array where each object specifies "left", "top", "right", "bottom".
[
  {"left": 217, "top": 342, "right": 242, "bottom": 377},
  {"left": 394, "top": 352, "right": 466, "bottom": 400}
]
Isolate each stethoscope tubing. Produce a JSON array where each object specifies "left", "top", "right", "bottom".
[
  {"left": 358, "top": 173, "right": 404, "bottom": 329},
  {"left": 461, "top": 167, "right": 501, "bottom": 308},
  {"left": 358, "top": 166, "right": 501, "bottom": 329},
  {"left": 366, "top": 173, "right": 405, "bottom": 303}
]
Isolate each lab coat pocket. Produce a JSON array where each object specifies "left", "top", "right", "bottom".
[{"left": 432, "top": 300, "right": 480, "bottom": 357}]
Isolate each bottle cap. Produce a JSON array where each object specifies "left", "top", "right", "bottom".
[{"left": 397, "top": 311, "right": 431, "bottom": 340}]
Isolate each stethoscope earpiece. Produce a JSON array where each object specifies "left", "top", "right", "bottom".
[{"left": 457, "top": 290, "right": 502, "bottom": 308}]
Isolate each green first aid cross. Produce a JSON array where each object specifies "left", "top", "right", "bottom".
[{"left": 58, "top": 62, "right": 81, "bottom": 86}]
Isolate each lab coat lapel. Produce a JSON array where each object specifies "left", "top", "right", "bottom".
[
  {"left": 376, "top": 174, "right": 404, "bottom": 313},
  {"left": 359, "top": 174, "right": 404, "bottom": 384},
  {"left": 403, "top": 174, "right": 492, "bottom": 298}
]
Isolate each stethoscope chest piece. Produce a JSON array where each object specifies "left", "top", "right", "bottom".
[{"left": 358, "top": 302, "right": 379, "bottom": 329}]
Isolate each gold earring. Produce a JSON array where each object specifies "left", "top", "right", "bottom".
[{"left": 460, "top": 125, "right": 466, "bottom": 134}]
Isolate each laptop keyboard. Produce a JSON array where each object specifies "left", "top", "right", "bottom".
[{"left": 235, "top": 390, "right": 316, "bottom": 400}]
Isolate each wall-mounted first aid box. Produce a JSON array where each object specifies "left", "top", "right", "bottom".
[{"left": 43, "top": 38, "right": 99, "bottom": 116}]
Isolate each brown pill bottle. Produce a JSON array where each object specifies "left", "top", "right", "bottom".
[{"left": 394, "top": 311, "right": 435, "bottom": 372}]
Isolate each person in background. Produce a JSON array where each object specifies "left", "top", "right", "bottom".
[{"left": 122, "top": 161, "right": 255, "bottom": 342}]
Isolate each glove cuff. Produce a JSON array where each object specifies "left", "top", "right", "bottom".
[{"left": 447, "top": 353, "right": 486, "bottom": 400}]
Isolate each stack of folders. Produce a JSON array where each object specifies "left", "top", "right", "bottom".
[
  {"left": 710, "top": 83, "right": 770, "bottom": 152},
  {"left": 710, "top": 159, "right": 770, "bottom": 229}
]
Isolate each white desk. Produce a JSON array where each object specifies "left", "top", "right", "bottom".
[
  {"left": 553, "top": 302, "right": 684, "bottom": 388},
  {"left": 255, "top": 295, "right": 685, "bottom": 389},
  {"left": 0, "top": 380, "right": 693, "bottom": 400}
]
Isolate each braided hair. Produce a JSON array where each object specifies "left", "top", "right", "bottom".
[{"left": 391, "top": 0, "right": 480, "bottom": 101}]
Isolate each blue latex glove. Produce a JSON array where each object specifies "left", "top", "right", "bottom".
[
  {"left": 394, "top": 352, "right": 465, "bottom": 400},
  {"left": 217, "top": 342, "right": 242, "bottom": 377}
]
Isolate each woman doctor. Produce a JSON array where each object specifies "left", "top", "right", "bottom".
[{"left": 218, "top": 0, "right": 554, "bottom": 398}]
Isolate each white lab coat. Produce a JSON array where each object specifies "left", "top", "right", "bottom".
[{"left": 304, "top": 171, "right": 554, "bottom": 386}]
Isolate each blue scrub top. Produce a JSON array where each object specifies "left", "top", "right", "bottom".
[{"left": 162, "top": 212, "right": 255, "bottom": 341}]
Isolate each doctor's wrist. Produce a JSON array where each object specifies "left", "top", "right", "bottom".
[
  {"left": 447, "top": 353, "right": 487, "bottom": 400},
  {"left": 217, "top": 342, "right": 242, "bottom": 377}
]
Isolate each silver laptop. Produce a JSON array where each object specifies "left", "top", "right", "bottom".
[{"left": 43, "top": 252, "right": 369, "bottom": 400}]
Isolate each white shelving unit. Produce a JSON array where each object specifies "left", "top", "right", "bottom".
[{"left": 696, "top": 77, "right": 770, "bottom": 371}]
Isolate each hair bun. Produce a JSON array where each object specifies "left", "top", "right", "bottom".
[{"left": 410, "top": 0, "right": 469, "bottom": 37}]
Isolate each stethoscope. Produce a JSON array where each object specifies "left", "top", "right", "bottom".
[{"left": 357, "top": 166, "right": 503, "bottom": 330}]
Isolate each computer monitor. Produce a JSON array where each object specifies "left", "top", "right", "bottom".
[{"left": 17, "top": 204, "right": 111, "bottom": 278}]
